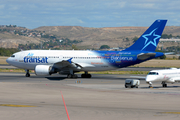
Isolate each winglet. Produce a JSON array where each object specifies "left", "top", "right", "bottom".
[
  {"left": 124, "top": 19, "right": 167, "bottom": 52},
  {"left": 67, "top": 58, "right": 73, "bottom": 64}
]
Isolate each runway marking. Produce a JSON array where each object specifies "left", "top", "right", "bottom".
[
  {"left": 46, "top": 84, "right": 71, "bottom": 119},
  {"left": 162, "top": 112, "right": 180, "bottom": 114},
  {"left": 61, "top": 91, "right": 71, "bottom": 120},
  {"left": 0, "top": 104, "right": 36, "bottom": 107}
]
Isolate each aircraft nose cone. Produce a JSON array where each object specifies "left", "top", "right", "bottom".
[
  {"left": 146, "top": 75, "right": 156, "bottom": 82},
  {"left": 6, "top": 58, "right": 10, "bottom": 64}
]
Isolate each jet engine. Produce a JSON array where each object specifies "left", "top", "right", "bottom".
[{"left": 35, "top": 65, "right": 56, "bottom": 76}]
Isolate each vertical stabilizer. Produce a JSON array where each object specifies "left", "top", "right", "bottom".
[{"left": 124, "top": 20, "right": 167, "bottom": 51}]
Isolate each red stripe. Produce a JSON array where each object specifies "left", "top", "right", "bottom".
[{"left": 61, "top": 91, "right": 70, "bottom": 120}]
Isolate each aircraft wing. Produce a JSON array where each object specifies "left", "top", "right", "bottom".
[
  {"left": 130, "top": 76, "right": 146, "bottom": 79},
  {"left": 53, "top": 58, "right": 95, "bottom": 70},
  {"left": 167, "top": 77, "right": 180, "bottom": 83}
]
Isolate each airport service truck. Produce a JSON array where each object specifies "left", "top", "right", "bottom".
[{"left": 125, "top": 79, "right": 140, "bottom": 88}]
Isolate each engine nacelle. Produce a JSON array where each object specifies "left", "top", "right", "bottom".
[{"left": 35, "top": 65, "right": 54, "bottom": 76}]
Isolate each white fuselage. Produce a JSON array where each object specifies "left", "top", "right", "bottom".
[
  {"left": 146, "top": 68, "right": 180, "bottom": 83},
  {"left": 6, "top": 50, "right": 116, "bottom": 72}
]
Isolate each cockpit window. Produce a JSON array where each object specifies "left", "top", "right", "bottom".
[
  {"left": 11, "top": 55, "right": 15, "bottom": 57},
  {"left": 148, "top": 72, "right": 158, "bottom": 75}
]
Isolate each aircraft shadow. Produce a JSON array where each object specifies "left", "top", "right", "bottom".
[
  {"left": 140, "top": 86, "right": 180, "bottom": 89},
  {"left": 45, "top": 77, "right": 67, "bottom": 81}
]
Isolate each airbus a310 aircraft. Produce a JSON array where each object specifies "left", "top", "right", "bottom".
[
  {"left": 6, "top": 19, "right": 167, "bottom": 78},
  {"left": 146, "top": 68, "right": 180, "bottom": 88}
]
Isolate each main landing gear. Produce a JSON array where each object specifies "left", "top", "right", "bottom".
[
  {"left": 67, "top": 74, "right": 78, "bottom": 78},
  {"left": 25, "top": 70, "right": 30, "bottom": 77},
  {"left": 162, "top": 82, "right": 167, "bottom": 87},
  {"left": 66, "top": 71, "right": 92, "bottom": 79},
  {"left": 67, "top": 69, "right": 78, "bottom": 78},
  {"left": 81, "top": 71, "right": 91, "bottom": 78}
]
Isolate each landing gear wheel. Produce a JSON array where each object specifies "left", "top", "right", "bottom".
[
  {"left": 26, "top": 73, "right": 30, "bottom": 77},
  {"left": 67, "top": 74, "right": 71, "bottom": 78},
  {"left": 67, "top": 74, "right": 78, "bottom": 79},
  {"left": 162, "top": 82, "right": 167, "bottom": 87},
  {"left": 72, "top": 74, "right": 78, "bottom": 78},
  {"left": 81, "top": 74, "right": 91, "bottom": 78},
  {"left": 25, "top": 69, "right": 30, "bottom": 77}
]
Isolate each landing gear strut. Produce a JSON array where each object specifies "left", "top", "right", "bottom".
[
  {"left": 162, "top": 82, "right": 167, "bottom": 87},
  {"left": 25, "top": 70, "right": 30, "bottom": 77},
  {"left": 67, "top": 69, "right": 78, "bottom": 78},
  {"left": 81, "top": 71, "right": 91, "bottom": 78},
  {"left": 148, "top": 82, "right": 153, "bottom": 88}
]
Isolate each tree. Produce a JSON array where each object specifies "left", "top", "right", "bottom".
[
  {"left": 160, "top": 55, "right": 166, "bottom": 59},
  {"left": 132, "top": 36, "right": 139, "bottom": 43},
  {"left": 72, "top": 44, "right": 78, "bottom": 50},
  {"left": 99, "top": 45, "right": 110, "bottom": 49}
]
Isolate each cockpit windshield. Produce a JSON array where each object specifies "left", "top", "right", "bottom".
[
  {"left": 148, "top": 72, "right": 158, "bottom": 75},
  {"left": 11, "top": 55, "right": 15, "bottom": 57}
]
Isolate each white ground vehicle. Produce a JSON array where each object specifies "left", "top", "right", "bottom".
[{"left": 125, "top": 79, "right": 140, "bottom": 88}]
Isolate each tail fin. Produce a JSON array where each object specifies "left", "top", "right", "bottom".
[{"left": 124, "top": 19, "right": 167, "bottom": 51}]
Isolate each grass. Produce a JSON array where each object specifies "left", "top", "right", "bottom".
[
  {"left": 0, "top": 68, "right": 149, "bottom": 75},
  {"left": 0, "top": 56, "right": 8, "bottom": 64},
  {"left": 87, "top": 71, "right": 149, "bottom": 75},
  {"left": 0, "top": 69, "right": 34, "bottom": 73}
]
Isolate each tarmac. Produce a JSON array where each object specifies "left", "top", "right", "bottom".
[{"left": 0, "top": 72, "right": 180, "bottom": 120}]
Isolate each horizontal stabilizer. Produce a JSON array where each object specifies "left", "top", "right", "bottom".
[
  {"left": 137, "top": 53, "right": 156, "bottom": 60},
  {"left": 164, "top": 52, "right": 175, "bottom": 55}
]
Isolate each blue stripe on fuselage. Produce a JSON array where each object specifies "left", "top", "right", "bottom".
[{"left": 94, "top": 51, "right": 164, "bottom": 68}]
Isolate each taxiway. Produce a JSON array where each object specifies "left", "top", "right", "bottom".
[{"left": 0, "top": 72, "right": 180, "bottom": 120}]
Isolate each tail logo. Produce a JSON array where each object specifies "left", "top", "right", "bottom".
[{"left": 141, "top": 28, "right": 161, "bottom": 51}]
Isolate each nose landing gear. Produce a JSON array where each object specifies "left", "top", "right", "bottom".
[
  {"left": 148, "top": 82, "right": 153, "bottom": 88},
  {"left": 25, "top": 70, "right": 30, "bottom": 77}
]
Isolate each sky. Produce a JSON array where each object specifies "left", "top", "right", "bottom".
[{"left": 0, "top": 0, "right": 180, "bottom": 29}]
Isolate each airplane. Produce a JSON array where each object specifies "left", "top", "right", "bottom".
[
  {"left": 6, "top": 19, "right": 167, "bottom": 78},
  {"left": 146, "top": 68, "right": 180, "bottom": 88}
]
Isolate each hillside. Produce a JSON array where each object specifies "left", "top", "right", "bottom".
[
  {"left": 0, "top": 26, "right": 41, "bottom": 48},
  {"left": 0, "top": 33, "right": 41, "bottom": 48},
  {"left": 1, "top": 25, "right": 180, "bottom": 49},
  {"left": 35, "top": 26, "right": 180, "bottom": 49}
]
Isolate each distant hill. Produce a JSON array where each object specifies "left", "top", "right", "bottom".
[
  {"left": 35, "top": 26, "right": 180, "bottom": 49},
  {"left": 1, "top": 25, "right": 180, "bottom": 49}
]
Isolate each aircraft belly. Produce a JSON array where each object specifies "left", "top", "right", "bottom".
[{"left": 81, "top": 66, "right": 116, "bottom": 71}]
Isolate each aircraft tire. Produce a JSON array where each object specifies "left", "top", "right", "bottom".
[
  {"left": 26, "top": 73, "right": 30, "bottom": 77},
  {"left": 81, "top": 74, "right": 91, "bottom": 78},
  {"left": 72, "top": 74, "right": 78, "bottom": 79}
]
